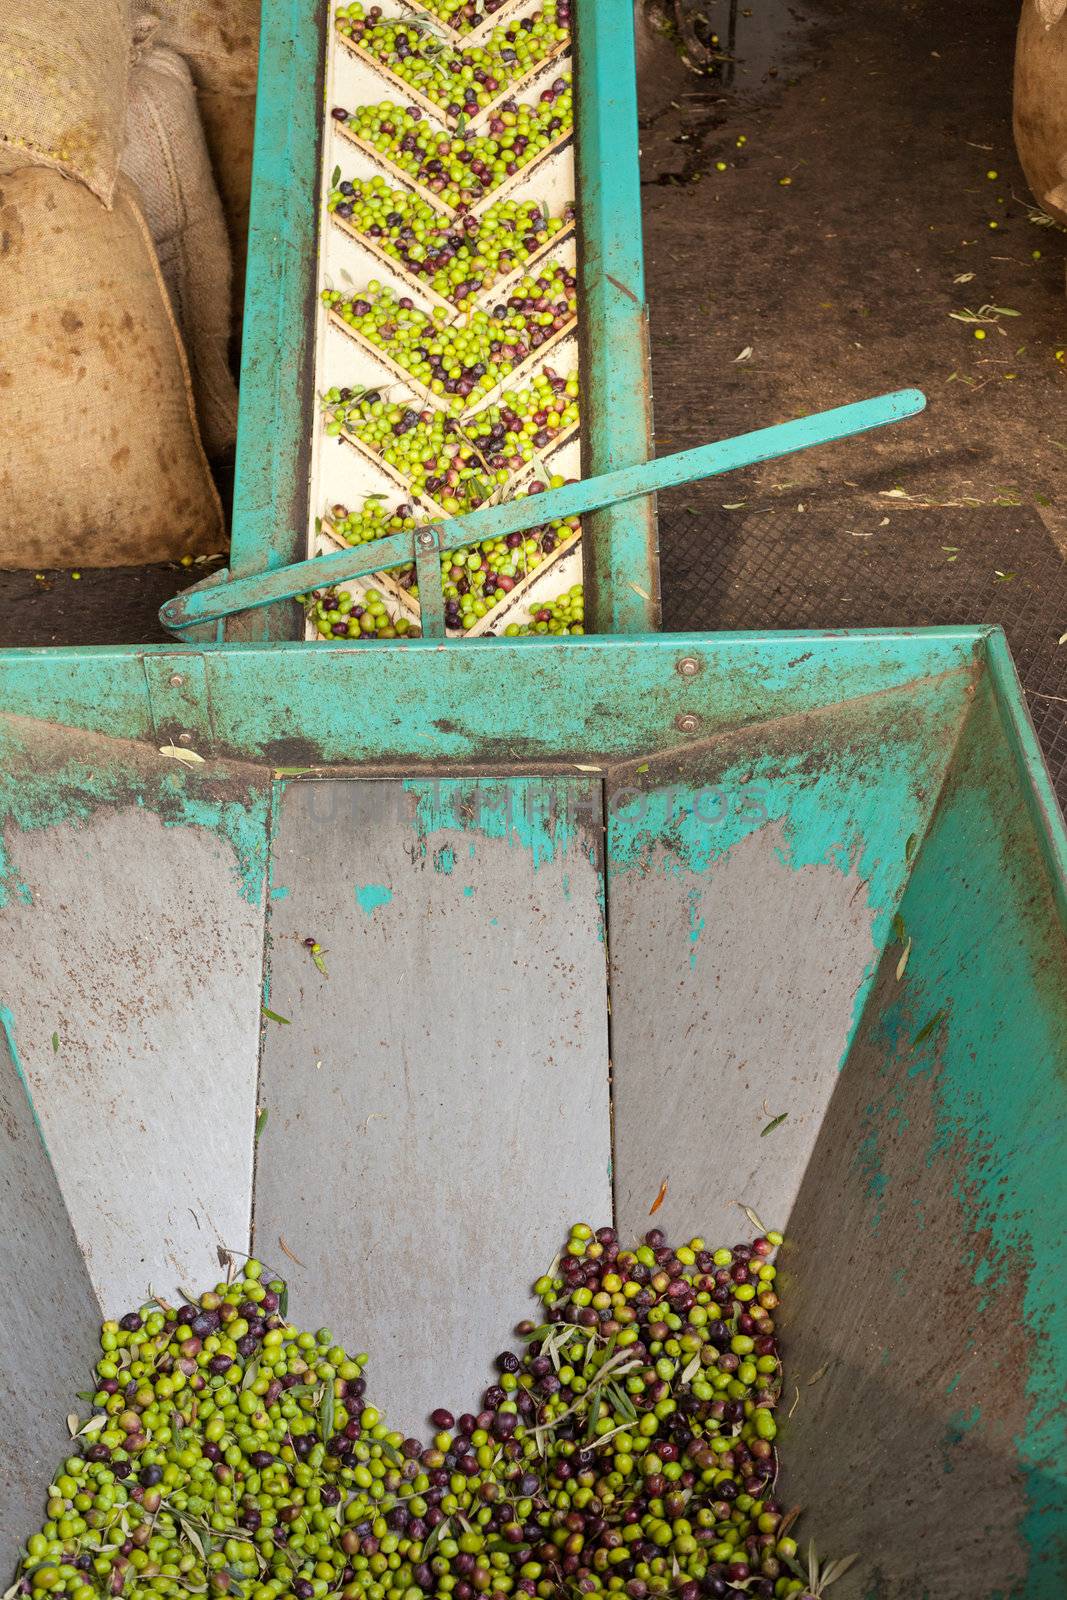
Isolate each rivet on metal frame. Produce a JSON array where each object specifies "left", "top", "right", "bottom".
[
  {"left": 675, "top": 713, "right": 702, "bottom": 733},
  {"left": 676, "top": 657, "right": 702, "bottom": 677},
  {"left": 417, "top": 530, "right": 437, "bottom": 551},
  {"left": 169, "top": 674, "right": 185, "bottom": 688}
]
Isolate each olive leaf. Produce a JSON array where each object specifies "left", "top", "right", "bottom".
[
  {"left": 331, "top": 165, "right": 341, "bottom": 188},
  {"left": 606, "top": 1382, "right": 637, "bottom": 1423},
  {"left": 680, "top": 1353, "right": 701, "bottom": 1385},
  {"left": 421, "top": 1516, "right": 449, "bottom": 1558},
  {"left": 319, "top": 1386, "right": 335, "bottom": 1444},
  {"left": 904, "top": 832, "right": 917, "bottom": 861},
  {"left": 262, "top": 1008, "right": 291, "bottom": 1026},
  {"left": 895, "top": 938, "right": 912, "bottom": 981},
  {"left": 51, "top": 1032, "right": 59, "bottom": 1054},
  {"left": 66, "top": 1414, "right": 79, "bottom": 1437},
  {"left": 760, "top": 1113, "right": 788, "bottom": 1137},
  {"left": 255, "top": 1107, "right": 269, "bottom": 1143},
  {"left": 821, "top": 1554, "right": 860, "bottom": 1588},
  {"left": 241, "top": 1360, "right": 260, "bottom": 1392},
  {"left": 912, "top": 1008, "right": 946, "bottom": 1049},
  {"left": 739, "top": 1204, "right": 766, "bottom": 1234},
  {"left": 279, "top": 1286, "right": 289, "bottom": 1318},
  {"left": 159, "top": 745, "right": 207, "bottom": 767},
  {"left": 179, "top": 1521, "right": 206, "bottom": 1561},
  {"left": 77, "top": 1414, "right": 107, "bottom": 1437}
]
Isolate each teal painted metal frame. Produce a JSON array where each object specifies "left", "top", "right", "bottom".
[
  {"left": 165, "top": 391, "right": 925, "bottom": 632},
  {"left": 226, "top": 0, "right": 664, "bottom": 642},
  {"left": 227, "top": 0, "right": 325, "bottom": 641},
  {"left": 573, "top": 0, "right": 659, "bottom": 634},
  {"left": 0, "top": 628, "right": 1063, "bottom": 915}
]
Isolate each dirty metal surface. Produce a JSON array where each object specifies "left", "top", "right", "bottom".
[
  {"left": 607, "top": 665, "right": 975, "bottom": 1244},
  {"left": 657, "top": 497, "right": 1067, "bottom": 803},
  {"left": 0, "top": 631, "right": 1063, "bottom": 1589},
  {"left": 253, "top": 776, "right": 612, "bottom": 1429},
  {"left": 782, "top": 668, "right": 1067, "bottom": 1600},
  {"left": 0, "top": 719, "right": 270, "bottom": 1310},
  {"left": 0, "top": 1012, "right": 101, "bottom": 1558}
]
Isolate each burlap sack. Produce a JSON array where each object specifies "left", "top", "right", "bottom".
[
  {"left": 0, "top": 168, "right": 223, "bottom": 568},
  {"left": 120, "top": 41, "right": 238, "bottom": 459},
  {"left": 198, "top": 91, "right": 256, "bottom": 345},
  {"left": 133, "top": 1, "right": 260, "bottom": 94},
  {"left": 0, "top": 0, "right": 132, "bottom": 204},
  {"left": 1014, "top": 0, "right": 1067, "bottom": 228}
]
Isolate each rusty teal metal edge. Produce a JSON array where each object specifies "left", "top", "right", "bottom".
[
  {"left": 227, "top": 0, "right": 323, "bottom": 627},
  {"left": 574, "top": 0, "right": 659, "bottom": 633},
  {"left": 842, "top": 649, "right": 1067, "bottom": 1597},
  {"left": 163, "top": 391, "right": 926, "bottom": 632},
  {"left": 0, "top": 628, "right": 993, "bottom": 760},
  {"left": 982, "top": 625, "right": 1067, "bottom": 925}
]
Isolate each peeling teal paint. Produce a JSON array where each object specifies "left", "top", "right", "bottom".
[
  {"left": 942, "top": 1406, "right": 982, "bottom": 1473},
  {"left": 606, "top": 669, "right": 973, "bottom": 1074},
  {"left": 687, "top": 888, "right": 704, "bottom": 971},
  {"left": 842, "top": 675, "right": 1067, "bottom": 1594},
  {"left": 0, "top": 848, "right": 33, "bottom": 910},
  {"left": 405, "top": 778, "right": 590, "bottom": 872},
  {"left": 356, "top": 884, "right": 393, "bottom": 915},
  {"left": 856, "top": 1126, "right": 889, "bottom": 1229},
  {"left": 270, "top": 885, "right": 290, "bottom": 900},
  {"left": 462, "top": 886, "right": 474, "bottom": 898},
  {"left": 0, "top": 1005, "right": 49, "bottom": 1155},
  {"left": 0, "top": 732, "right": 270, "bottom": 907}
]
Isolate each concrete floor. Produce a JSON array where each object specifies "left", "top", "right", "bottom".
[
  {"left": 638, "top": 0, "right": 1067, "bottom": 789},
  {"left": 0, "top": 0, "right": 1063, "bottom": 786}
]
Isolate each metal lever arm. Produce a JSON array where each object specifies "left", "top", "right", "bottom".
[{"left": 160, "top": 388, "right": 925, "bottom": 635}]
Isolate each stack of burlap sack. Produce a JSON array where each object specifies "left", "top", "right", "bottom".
[
  {"left": 0, "top": 0, "right": 258, "bottom": 566},
  {"left": 1015, "top": 1, "right": 1067, "bottom": 234}
]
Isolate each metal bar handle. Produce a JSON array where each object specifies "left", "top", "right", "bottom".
[{"left": 160, "top": 389, "right": 926, "bottom": 634}]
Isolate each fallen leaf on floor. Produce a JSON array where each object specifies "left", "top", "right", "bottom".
[
  {"left": 734, "top": 346, "right": 753, "bottom": 362},
  {"left": 649, "top": 1178, "right": 669, "bottom": 1215},
  {"left": 896, "top": 938, "right": 912, "bottom": 981},
  {"left": 159, "top": 746, "right": 206, "bottom": 766},
  {"left": 953, "top": 272, "right": 975, "bottom": 284},
  {"left": 1058, "top": 632, "right": 1067, "bottom": 645},
  {"left": 761, "top": 1113, "right": 789, "bottom": 1136}
]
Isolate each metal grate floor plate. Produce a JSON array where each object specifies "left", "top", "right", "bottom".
[{"left": 658, "top": 490, "right": 1067, "bottom": 802}]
